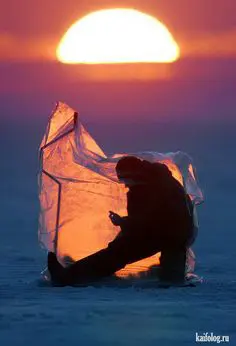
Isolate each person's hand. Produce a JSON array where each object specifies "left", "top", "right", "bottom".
[{"left": 109, "top": 211, "right": 122, "bottom": 226}]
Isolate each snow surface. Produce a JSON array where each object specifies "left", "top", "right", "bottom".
[{"left": 0, "top": 119, "right": 235, "bottom": 346}]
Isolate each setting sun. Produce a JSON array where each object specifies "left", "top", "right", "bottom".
[{"left": 57, "top": 9, "right": 180, "bottom": 64}]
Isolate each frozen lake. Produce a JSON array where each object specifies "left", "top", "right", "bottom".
[{"left": 0, "top": 117, "right": 235, "bottom": 345}]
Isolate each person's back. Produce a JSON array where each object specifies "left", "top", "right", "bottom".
[
  {"left": 148, "top": 161, "right": 194, "bottom": 281},
  {"left": 121, "top": 160, "right": 193, "bottom": 241}
]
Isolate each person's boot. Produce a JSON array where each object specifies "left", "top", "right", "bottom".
[{"left": 47, "top": 252, "right": 67, "bottom": 285}]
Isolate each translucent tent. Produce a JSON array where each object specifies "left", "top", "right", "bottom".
[{"left": 38, "top": 102, "right": 204, "bottom": 279}]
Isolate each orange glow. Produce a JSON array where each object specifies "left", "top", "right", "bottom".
[
  {"left": 57, "top": 9, "right": 180, "bottom": 64},
  {"left": 188, "top": 164, "right": 195, "bottom": 180},
  {"left": 162, "top": 160, "right": 183, "bottom": 186},
  {"left": 116, "top": 254, "right": 161, "bottom": 278}
]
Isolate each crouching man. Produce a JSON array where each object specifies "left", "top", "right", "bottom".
[{"left": 48, "top": 156, "right": 195, "bottom": 286}]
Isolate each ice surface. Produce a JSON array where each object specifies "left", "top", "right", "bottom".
[{"left": 0, "top": 115, "right": 235, "bottom": 346}]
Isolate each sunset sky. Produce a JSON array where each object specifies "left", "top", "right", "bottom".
[{"left": 1, "top": 0, "right": 236, "bottom": 123}]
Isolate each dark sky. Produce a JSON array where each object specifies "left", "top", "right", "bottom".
[{"left": 1, "top": 0, "right": 236, "bottom": 123}]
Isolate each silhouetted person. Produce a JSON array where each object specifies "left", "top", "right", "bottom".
[{"left": 48, "top": 156, "right": 194, "bottom": 286}]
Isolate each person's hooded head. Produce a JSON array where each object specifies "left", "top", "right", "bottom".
[
  {"left": 115, "top": 156, "right": 144, "bottom": 187},
  {"left": 116, "top": 156, "right": 173, "bottom": 188}
]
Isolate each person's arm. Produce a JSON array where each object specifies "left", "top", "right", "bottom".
[{"left": 109, "top": 186, "right": 151, "bottom": 231}]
